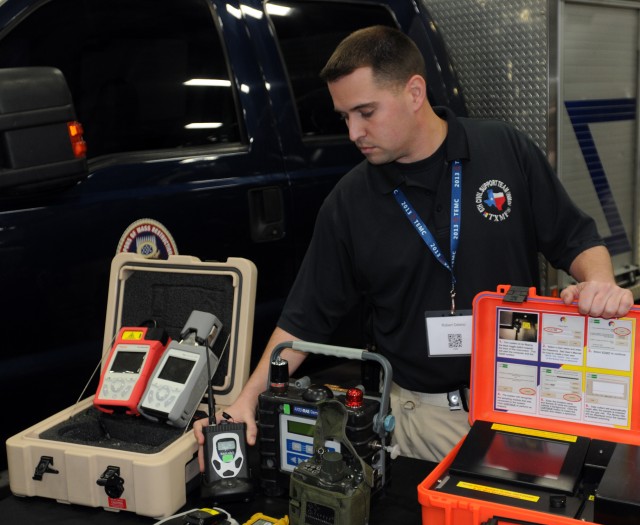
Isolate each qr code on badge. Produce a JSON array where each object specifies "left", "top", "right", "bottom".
[{"left": 447, "top": 333, "right": 463, "bottom": 349}]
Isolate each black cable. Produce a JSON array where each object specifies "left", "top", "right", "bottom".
[{"left": 204, "top": 335, "right": 217, "bottom": 426}]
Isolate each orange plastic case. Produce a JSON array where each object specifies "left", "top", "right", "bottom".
[{"left": 418, "top": 285, "right": 640, "bottom": 525}]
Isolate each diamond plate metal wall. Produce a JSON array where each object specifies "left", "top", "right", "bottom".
[{"left": 425, "top": 0, "right": 551, "bottom": 154}]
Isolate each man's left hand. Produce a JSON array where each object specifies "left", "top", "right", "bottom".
[{"left": 561, "top": 281, "right": 634, "bottom": 318}]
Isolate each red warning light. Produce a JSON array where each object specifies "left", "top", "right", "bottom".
[
  {"left": 345, "top": 387, "right": 364, "bottom": 408},
  {"left": 67, "top": 121, "right": 87, "bottom": 158}
]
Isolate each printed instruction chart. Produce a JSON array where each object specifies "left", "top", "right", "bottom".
[{"left": 494, "top": 308, "right": 634, "bottom": 428}]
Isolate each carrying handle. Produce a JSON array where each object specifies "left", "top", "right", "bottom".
[{"left": 268, "top": 340, "right": 393, "bottom": 437}]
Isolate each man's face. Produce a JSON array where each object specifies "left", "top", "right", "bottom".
[{"left": 328, "top": 66, "right": 417, "bottom": 164}]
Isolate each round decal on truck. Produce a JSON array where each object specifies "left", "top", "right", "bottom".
[{"left": 116, "top": 219, "right": 178, "bottom": 260}]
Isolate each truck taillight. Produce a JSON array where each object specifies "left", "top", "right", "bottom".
[{"left": 67, "top": 121, "right": 87, "bottom": 158}]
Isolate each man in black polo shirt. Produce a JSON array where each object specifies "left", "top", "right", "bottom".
[{"left": 195, "top": 25, "right": 633, "bottom": 464}]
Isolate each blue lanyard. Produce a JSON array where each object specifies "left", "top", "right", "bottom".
[{"left": 393, "top": 160, "right": 462, "bottom": 313}]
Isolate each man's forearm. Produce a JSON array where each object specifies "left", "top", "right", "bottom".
[{"left": 569, "top": 245, "right": 616, "bottom": 283}]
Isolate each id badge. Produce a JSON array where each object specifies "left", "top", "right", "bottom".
[{"left": 425, "top": 310, "right": 472, "bottom": 357}]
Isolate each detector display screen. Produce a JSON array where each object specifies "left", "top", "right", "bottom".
[
  {"left": 158, "top": 355, "right": 196, "bottom": 384},
  {"left": 449, "top": 420, "right": 589, "bottom": 494},
  {"left": 481, "top": 431, "right": 569, "bottom": 480},
  {"left": 110, "top": 350, "right": 146, "bottom": 374}
]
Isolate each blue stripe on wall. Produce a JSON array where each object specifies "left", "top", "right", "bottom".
[{"left": 564, "top": 98, "right": 636, "bottom": 255}]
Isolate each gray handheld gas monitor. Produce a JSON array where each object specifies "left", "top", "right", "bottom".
[{"left": 138, "top": 311, "right": 222, "bottom": 428}]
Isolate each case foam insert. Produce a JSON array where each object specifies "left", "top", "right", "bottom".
[
  {"left": 40, "top": 408, "right": 183, "bottom": 453},
  {"left": 39, "top": 269, "right": 236, "bottom": 452}
]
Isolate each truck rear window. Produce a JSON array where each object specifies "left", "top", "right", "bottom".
[{"left": 0, "top": 0, "right": 240, "bottom": 158}]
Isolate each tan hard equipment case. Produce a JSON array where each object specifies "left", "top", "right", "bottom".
[{"left": 6, "top": 253, "right": 256, "bottom": 518}]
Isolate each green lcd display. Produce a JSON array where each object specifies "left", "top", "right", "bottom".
[{"left": 287, "top": 419, "right": 315, "bottom": 437}]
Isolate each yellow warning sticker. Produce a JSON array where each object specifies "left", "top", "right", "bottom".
[
  {"left": 121, "top": 330, "right": 144, "bottom": 340},
  {"left": 457, "top": 481, "right": 540, "bottom": 502},
  {"left": 491, "top": 423, "right": 577, "bottom": 443}
]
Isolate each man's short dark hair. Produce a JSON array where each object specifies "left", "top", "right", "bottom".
[{"left": 320, "top": 25, "right": 426, "bottom": 87}]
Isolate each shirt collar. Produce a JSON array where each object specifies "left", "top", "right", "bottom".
[{"left": 371, "top": 106, "right": 470, "bottom": 194}]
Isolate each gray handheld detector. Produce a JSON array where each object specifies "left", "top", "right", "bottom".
[{"left": 138, "top": 311, "right": 222, "bottom": 428}]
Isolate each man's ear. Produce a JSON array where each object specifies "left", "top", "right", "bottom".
[{"left": 406, "top": 74, "right": 427, "bottom": 107}]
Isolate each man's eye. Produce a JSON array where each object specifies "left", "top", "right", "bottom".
[{"left": 361, "top": 110, "right": 374, "bottom": 118}]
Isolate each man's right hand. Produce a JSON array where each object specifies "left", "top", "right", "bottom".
[
  {"left": 193, "top": 400, "right": 258, "bottom": 473},
  {"left": 193, "top": 328, "right": 306, "bottom": 473}
]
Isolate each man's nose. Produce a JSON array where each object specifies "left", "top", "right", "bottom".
[{"left": 348, "top": 120, "right": 363, "bottom": 143}]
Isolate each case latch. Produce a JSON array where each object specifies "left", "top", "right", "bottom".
[
  {"left": 503, "top": 285, "right": 529, "bottom": 303},
  {"left": 32, "top": 455, "right": 59, "bottom": 480},
  {"left": 96, "top": 465, "right": 125, "bottom": 498}
]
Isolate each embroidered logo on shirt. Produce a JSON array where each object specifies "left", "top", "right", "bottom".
[{"left": 475, "top": 180, "right": 512, "bottom": 222}]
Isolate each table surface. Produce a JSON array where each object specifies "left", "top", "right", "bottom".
[{"left": 0, "top": 455, "right": 435, "bottom": 525}]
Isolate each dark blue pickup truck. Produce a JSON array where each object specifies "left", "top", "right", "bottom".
[{"left": 0, "top": 0, "right": 465, "bottom": 468}]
